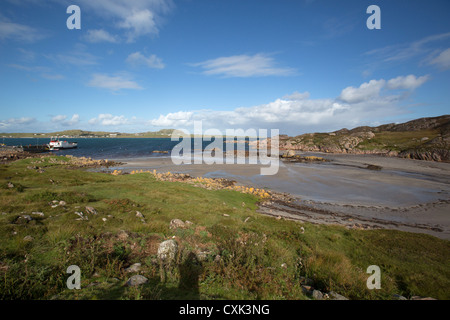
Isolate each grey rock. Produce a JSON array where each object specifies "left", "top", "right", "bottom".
[
  {"left": 312, "top": 290, "right": 324, "bottom": 300},
  {"left": 169, "top": 219, "right": 185, "bottom": 229},
  {"left": 284, "top": 150, "right": 296, "bottom": 157},
  {"left": 157, "top": 240, "right": 178, "bottom": 263},
  {"left": 125, "top": 263, "right": 142, "bottom": 273},
  {"left": 125, "top": 275, "right": 148, "bottom": 287},
  {"left": 32, "top": 212, "right": 44, "bottom": 217},
  {"left": 329, "top": 291, "right": 349, "bottom": 300}
]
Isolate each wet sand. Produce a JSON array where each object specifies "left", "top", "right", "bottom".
[{"left": 111, "top": 153, "right": 450, "bottom": 240}]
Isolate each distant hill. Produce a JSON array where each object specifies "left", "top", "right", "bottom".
[
  {"left": 0, "top": 129, "right": 176, "bottom": 139},
  {"left": 279, "top": 115, "right": 450, "bottom": 162}
]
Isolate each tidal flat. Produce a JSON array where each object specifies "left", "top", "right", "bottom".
[{"left": 113, "top": 153, "right": 450, "bottom": 240}]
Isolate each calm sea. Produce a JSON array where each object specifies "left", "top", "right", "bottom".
[{"left": 1, "top": 137, "right": 253, "bottom": 160}]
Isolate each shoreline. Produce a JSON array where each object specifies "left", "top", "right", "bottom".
[{"left": 111, "top": 152, "right": 450, "bottom": 240}]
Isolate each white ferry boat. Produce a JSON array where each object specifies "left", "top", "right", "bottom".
[{"left": 48, "top": 137, "right": 78, "bottom": 150}]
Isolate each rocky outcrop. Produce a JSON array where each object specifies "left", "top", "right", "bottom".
[{"left": 277, "top": 115, "right": 450, "bottom": 162}]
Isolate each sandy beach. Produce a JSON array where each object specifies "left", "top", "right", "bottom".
[{"left": 111, "top": 153, "right": 450, "bottom": 240}]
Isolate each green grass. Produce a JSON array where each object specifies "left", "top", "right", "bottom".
[
  {"left": 355, "top": 130, "right": 439, "bottom": 152},
  {"left": 0, "top": 155, "right": 449, "bottom": 300}
]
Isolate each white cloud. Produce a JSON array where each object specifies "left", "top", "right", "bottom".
[
  {"left": 367, "top": 32, "right": 450, "bottom": 63},
  {"left": 51, "top": 114, "right": 80, "bottom": 126},
  {"left": 0, "top": 117, "right": 36, "bottom": 130},
  {"left": 149, "top": 111, "right": 193, "bottom": 127},
  {"left": 51, "top": 115, "right": 67, "bottom": 123},
  {"left": 0, "top": 18, "right": 47, "bottom": 42},
  {"left": 126, "top": 51, "right": 165, "bottom": 69},
  {"left": 119, "top": 9, "right": 156, "bottom": 42},
  {"left": 149, "top": 75, "right": 429, "bottom": 134},
  {"left": 75, "top": 0, "right": 174, "bottom": 42},
  {"left": 429, "top": 48, "right": 450, "bottom": 70},
  {"left": 339, "top": 75, "right": 429, "bottom": 104},
  {"left": 88, "top": 74, "right": 143, "bottom": 91},
  {"left": 83, "top": 29, "right": 119, "bottom": 43},
  {"left": 190, "top": 54, "right": 296, "bottom": 78},
  {"left": 339, "top": 79, "right": 386, "bottom": 104},
  {"left": 386, "top": 75, "right": 429, "bottom": 90},
  {"left": 89, "top": 114, "right": 129, "bottom": 126}
]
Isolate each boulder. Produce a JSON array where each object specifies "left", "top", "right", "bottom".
[
  {"left": 157, "top": 240, "right": 178, "bottom": 264},
  {"left": 125, "top": 275, "right": 148, "bottom": 287},
  {"left": 169, "top": 219, "right": 185, "bottom": 229},
  {"left": 125, "top": 263, "right": 142, "bottom": 273},
  {"left": 328, "top": 291, "right": 349, "bottom": 300},
  {"left": 284, "top": 150, "right": 296, "bottom": 158},
  {"left": 312, "top": 290, "right": 324, "bottom": 300}
]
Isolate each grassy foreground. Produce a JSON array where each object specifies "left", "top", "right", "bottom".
[{"left": 0, "top": 155, "right": 449, "bottom": 300}]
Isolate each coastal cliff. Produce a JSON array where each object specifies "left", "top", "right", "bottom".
[{"left": 278, "top": 115, "right": 450, "bottom": 162}]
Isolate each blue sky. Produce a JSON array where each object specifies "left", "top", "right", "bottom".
[{"left": 0, "top": 0, "right": 449, "bottom": 135}]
